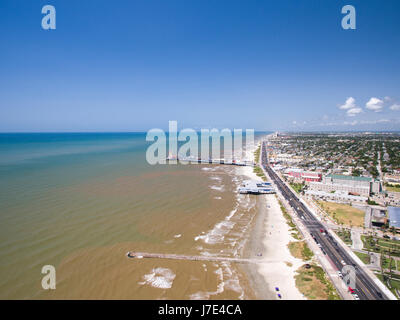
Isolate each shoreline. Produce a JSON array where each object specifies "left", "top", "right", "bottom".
[
  {"left": 238, "top": 137, "right": 305, "bottom": 300},
  {"left": 240, "top": 193, "right": 274, "bottom": 299}
]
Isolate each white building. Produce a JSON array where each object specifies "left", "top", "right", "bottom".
[{"left": 308, "top": 174, "right": 382, "bottom": 197}]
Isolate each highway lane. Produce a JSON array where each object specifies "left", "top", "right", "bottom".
[
  {"left": 295, "top": 195, "right": 381, "bottom": 300},
  {"left": 260, "top": 141, "right": 387, "bottom": 300},
  {"left": 265, "top": 160, "right": 378, "bottom": 299}
]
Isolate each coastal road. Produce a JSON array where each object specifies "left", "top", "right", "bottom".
[{"left": 260, "top": 141, "right": 389, "bottom": 301}]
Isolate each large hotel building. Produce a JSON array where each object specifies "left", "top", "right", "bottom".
[{"left": 308, "top": 174, "right": 382, "bottom": 197}]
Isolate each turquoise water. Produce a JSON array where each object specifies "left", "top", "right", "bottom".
[{"left": 0, "top": 133, "right": 152, "bottom": 237}]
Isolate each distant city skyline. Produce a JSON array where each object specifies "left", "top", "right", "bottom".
[{"left": 0, "top": 0, "right": 399, "bottom": 132}]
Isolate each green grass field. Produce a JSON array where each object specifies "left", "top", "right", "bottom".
[
  {"left": 361, "top": 236, "right": 400, "bottom": 257},
  {"left": 253, "top": 165, "right": 267, "bottom": 181},
  {"left": 385, "top": 185, "right": 400, "bottom": 192},
  {"left": 288, "top": 241, "right": 314, "bottom": 261},
  {"left": 336, "top": 229, "right": 352, "bottom": 245},
  {"left": 317, "top": 201, "right": 365, "bottom": 227},
  {"left": 375, "top": 273, "right": 400, "bottom": 299},
  {"left": 295, "top": 264, "right": 340, "bottom": 300},
  {"left": 381, "top": 257, "right": 397, "bottom": 270},
  {"left": 290, "top": 183, "right": 304, "bottom": 194},
  {"left": 354, "top": 251, "right": 371, "bottom": 264}
]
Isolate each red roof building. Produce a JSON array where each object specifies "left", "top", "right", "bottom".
[{"left": 285, "top": 168, "right": 322, "bottom": 182}]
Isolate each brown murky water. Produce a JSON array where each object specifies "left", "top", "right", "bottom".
[
  {"left": 37, "top": 165, "right": 259, "bottom": 299},
  {"left": 0, "top": 134, "right": 260, "bottom": 299}
]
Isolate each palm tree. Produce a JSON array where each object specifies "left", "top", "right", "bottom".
[
  {"left": 390, "top": 226, "right": 397, "bottom": 238},
  {"left": 388, "top": 247, "right": 393, "bottom": 280}
]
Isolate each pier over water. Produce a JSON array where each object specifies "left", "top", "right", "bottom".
[
  {"left": 166, "top": 157, "right": 255, "bottom": 167},
  {"left": 126, "top": 251, "right": 267, "bottom": 264}
]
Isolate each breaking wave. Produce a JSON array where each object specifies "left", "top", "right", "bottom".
[{"left": 139, "top": 267, "right": 176, "bottom": 289}]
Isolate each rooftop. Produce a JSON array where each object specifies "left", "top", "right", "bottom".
[
  {"left": 305, "top": 190, "right": 368, "bottom": 201},
  {"left": 326, "top": 174, "right": 373, "bottom": 182}
]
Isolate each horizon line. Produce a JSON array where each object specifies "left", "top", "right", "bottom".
[{"left": 0, "top": 130, "right": 399, "bottom": 134}]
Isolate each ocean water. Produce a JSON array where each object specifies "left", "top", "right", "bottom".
[{"left": 0, "top": 132, "right": 265, "bottom": 299}]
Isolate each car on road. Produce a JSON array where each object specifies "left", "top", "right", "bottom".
[
  {"left": 348, "top": 286, "right": 355, "bottom": 294},
  {"left": 376, "top": 291, "right": 383, "bottom": 298},
  {"left": 337, "top": 271, "right": 343, "bottom": 278},
  {"left": 341, "top": 260, "right": 346, "bottom": 266},
  {"left": 353, "top": 294, "right": 360, "bottom": 300}
]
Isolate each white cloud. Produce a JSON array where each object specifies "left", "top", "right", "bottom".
[
  {"left": 338, "top": 97, "right": 363, "bottom": 117},
  {"left": 343, "top": 120, "right": 358, "bottom": 126},
  {"left": 359, "top": 119, "right": 390, "bottom": 124},
  {"left": 342, "top": 119, "right": 391, "bottom": 126},
  {"left": 339, "top": 97, "right": 356, "bottom": 110},
  {"left": 365, "top": 97, "right": 384, "bottom": 112},
  {"left": 346, "top": 107, "right": 362, "bottom": 116},
  {"left": 390, "top": 104, "right": 400, "bottom": 111}
]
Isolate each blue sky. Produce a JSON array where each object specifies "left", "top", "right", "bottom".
[{"left": 0, "top": 0, "right": 399, "bottom": 132}]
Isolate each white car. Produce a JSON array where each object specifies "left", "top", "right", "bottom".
[
  {"left": 353, "top": 294, "right": 360, "bottom": 300},
  {"left": 337, "top": 271, "right": 343, "bottom": 278},
  {"left": 341, "top": 260, "right": 346, "bottom": 266}
]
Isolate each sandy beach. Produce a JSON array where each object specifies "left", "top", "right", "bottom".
[{"left": 239, "top": 140, "right": 305, "bottom": 300}]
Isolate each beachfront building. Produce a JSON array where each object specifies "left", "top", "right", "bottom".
[
  {"left": 305, "top": 190, "right": 368, "bottom": 204},
  {"left": 284, "top": 168, "right": 322, "bottom": 182},
  {"left": 238, "top": 180, "right": 275, "bottom": 194},
  {"left": 308, "top": 174, "right": 382, "bottom": 197}
]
